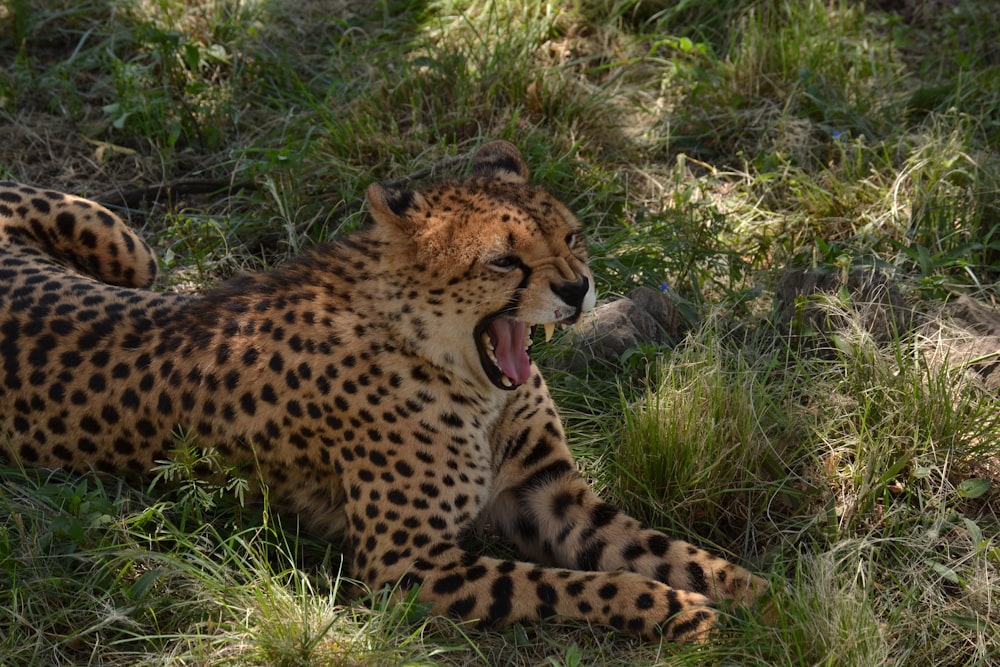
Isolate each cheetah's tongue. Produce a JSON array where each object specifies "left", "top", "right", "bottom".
[{"left": 487, "top": 319, "right": 532, "bottom": 386}]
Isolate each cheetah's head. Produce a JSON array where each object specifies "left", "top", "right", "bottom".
[{"left": 367, "top": 141, "right": 596, "bottom": 390}]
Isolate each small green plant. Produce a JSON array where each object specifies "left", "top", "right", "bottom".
[
  {"left": 99, "top": 0, "right": 253, "bottom": 150},
  {"left": 592, "top": 168, "right": 760, "bottom": 316},
  {"left": 32, "top": 477, "right": 118, "bottom": 554},
  {"left": 548, "top": 642, "right": 584, "bottom": 667},
  {"left": 149, "top": 427, "right": 250, "bottom": 530}
]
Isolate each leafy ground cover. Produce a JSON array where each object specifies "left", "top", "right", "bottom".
[{"left": 1, "top": 0, "right": 998, "bottom": 664}]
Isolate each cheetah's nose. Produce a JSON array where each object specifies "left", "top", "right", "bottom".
[{"left": 551, "top": 276, "right": 590, "bottom": 313}]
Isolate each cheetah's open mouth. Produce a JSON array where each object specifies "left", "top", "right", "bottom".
[{"left": 475, "top": 317, "right": 536, "bottom": 390}]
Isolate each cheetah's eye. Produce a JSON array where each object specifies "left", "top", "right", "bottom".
[
  {"left": 565, "top": 232, "right": 578, "bottom": 248},
  {"left": 488, "top": 255, "right": 522, "bottom": 272}
]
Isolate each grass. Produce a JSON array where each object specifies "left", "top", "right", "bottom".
[{"left": 2, "top": 0, "right": 1000, "bottom": 664}]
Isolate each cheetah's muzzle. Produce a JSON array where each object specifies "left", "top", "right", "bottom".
[{"left": 475, "top": 273, "right": 593, "bottom": 389}]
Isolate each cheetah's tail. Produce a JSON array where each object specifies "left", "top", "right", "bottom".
[{"left": 0, "top": 181, "right": 158, "bottom": 288}]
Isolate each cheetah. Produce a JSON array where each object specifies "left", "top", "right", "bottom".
[{"left": 0, "top": 141, "right": 765, "bottom": 641}]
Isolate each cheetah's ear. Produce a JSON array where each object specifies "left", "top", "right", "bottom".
[
  {"left": 366, "top": 183, "right": 425, "bottom": 234},
  {"left": 469, "top": 140, "right": 530, "bottom": 183}
]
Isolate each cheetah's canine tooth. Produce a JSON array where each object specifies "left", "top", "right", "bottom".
[{"left": 543, "top": 322, "right": 555, "bottom": 342}]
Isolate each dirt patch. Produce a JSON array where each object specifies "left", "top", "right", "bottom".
[{"left": 0, "top": 112, "right": 159, "bottom": 194}]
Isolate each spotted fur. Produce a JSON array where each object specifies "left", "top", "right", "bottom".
[{"left": 0, "top": 142, "right": 765, "bottom": 641}]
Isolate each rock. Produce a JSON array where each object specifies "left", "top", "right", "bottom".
[
  {"left": 553, "top": 286, "right": 685, "bottom": 372},
  {"left": 945, "top": 294, "right": 1000, "bottom": 337},
  {"left": 925, "top": 295, "right": 1000, "bottom": 393},
  {"left": 775, "top": 268, "right": 916, "bottom": 341}
]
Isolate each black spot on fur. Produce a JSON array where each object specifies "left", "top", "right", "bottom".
[{"left": 385, "top": 188, "right": 414, "bottom": 216}]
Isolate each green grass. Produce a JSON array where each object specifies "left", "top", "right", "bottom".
[{"left": 2, "top": 0, "right": 1000, "bottom": 664}]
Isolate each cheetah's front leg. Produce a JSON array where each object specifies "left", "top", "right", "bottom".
[
  {"left": 338, "top": 446, "right": 717, "bottom": 641},
  {"left": 481, "top": 373, "right": 766, "bottom": 609},
  {"left": 349, "top": 535, "right": 717, "bottom": 641}
]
